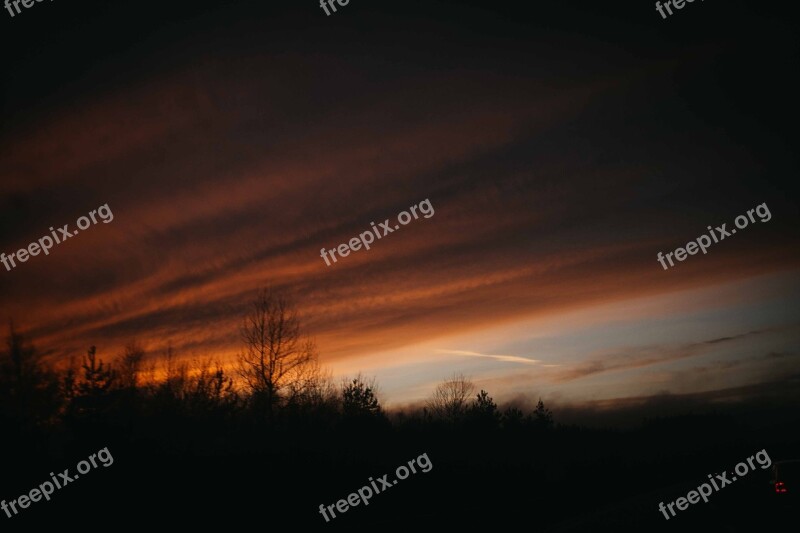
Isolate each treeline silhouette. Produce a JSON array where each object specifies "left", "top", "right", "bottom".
[
  {"left": 1, "top": 288, "right": 561, "bottom": 449},
  {"left": 2, "top": 289, "right": 798, "bottom": 531},
  {"left": 0, "top": 325, "right": 558, "bottom": 454}
]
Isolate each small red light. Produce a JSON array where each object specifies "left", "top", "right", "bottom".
[{"left": 775, "top": 482, "right": 787, "bottom": 494}]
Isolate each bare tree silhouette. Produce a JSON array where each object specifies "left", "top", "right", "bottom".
[
  {"left": 237, "top": 288, "right": 319, "bottom": 421},
  {"left": 426, "top": 373, "right": 475, "bottom": 422},
  {"left": 285, "top": 357, "right": 336, "bottom": 409},
  {"left": 158, "top": 342, "right": 189, "bottom": 401},
  {"left": 182, "top": 358, "right": 238, "bottom": 413}
]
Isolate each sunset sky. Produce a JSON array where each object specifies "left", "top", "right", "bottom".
[{"left": 1, "top": 0, "right": 798, "bottom": 409}]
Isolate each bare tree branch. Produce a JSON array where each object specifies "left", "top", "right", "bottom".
[
  {"left": 426, "top": 373, "right": 475, "bottom": 422},
  {"left": 237, "top": 288, "right": 319, "bottom": 419}
]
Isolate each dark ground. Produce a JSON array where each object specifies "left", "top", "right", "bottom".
[{"left": 3, "top": 399, "right": 798, "bottom": 530}]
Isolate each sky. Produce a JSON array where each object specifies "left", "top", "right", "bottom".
[{"left": 1, "top": 0, "right": 799, "bottom": 409}]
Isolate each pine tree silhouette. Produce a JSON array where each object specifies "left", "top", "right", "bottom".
[
  {"left": 532, "top": 397, "right": 554, "bottom": 430},
  {"left": 72, "top": 346, "right": 117, "bottom": 418}
]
